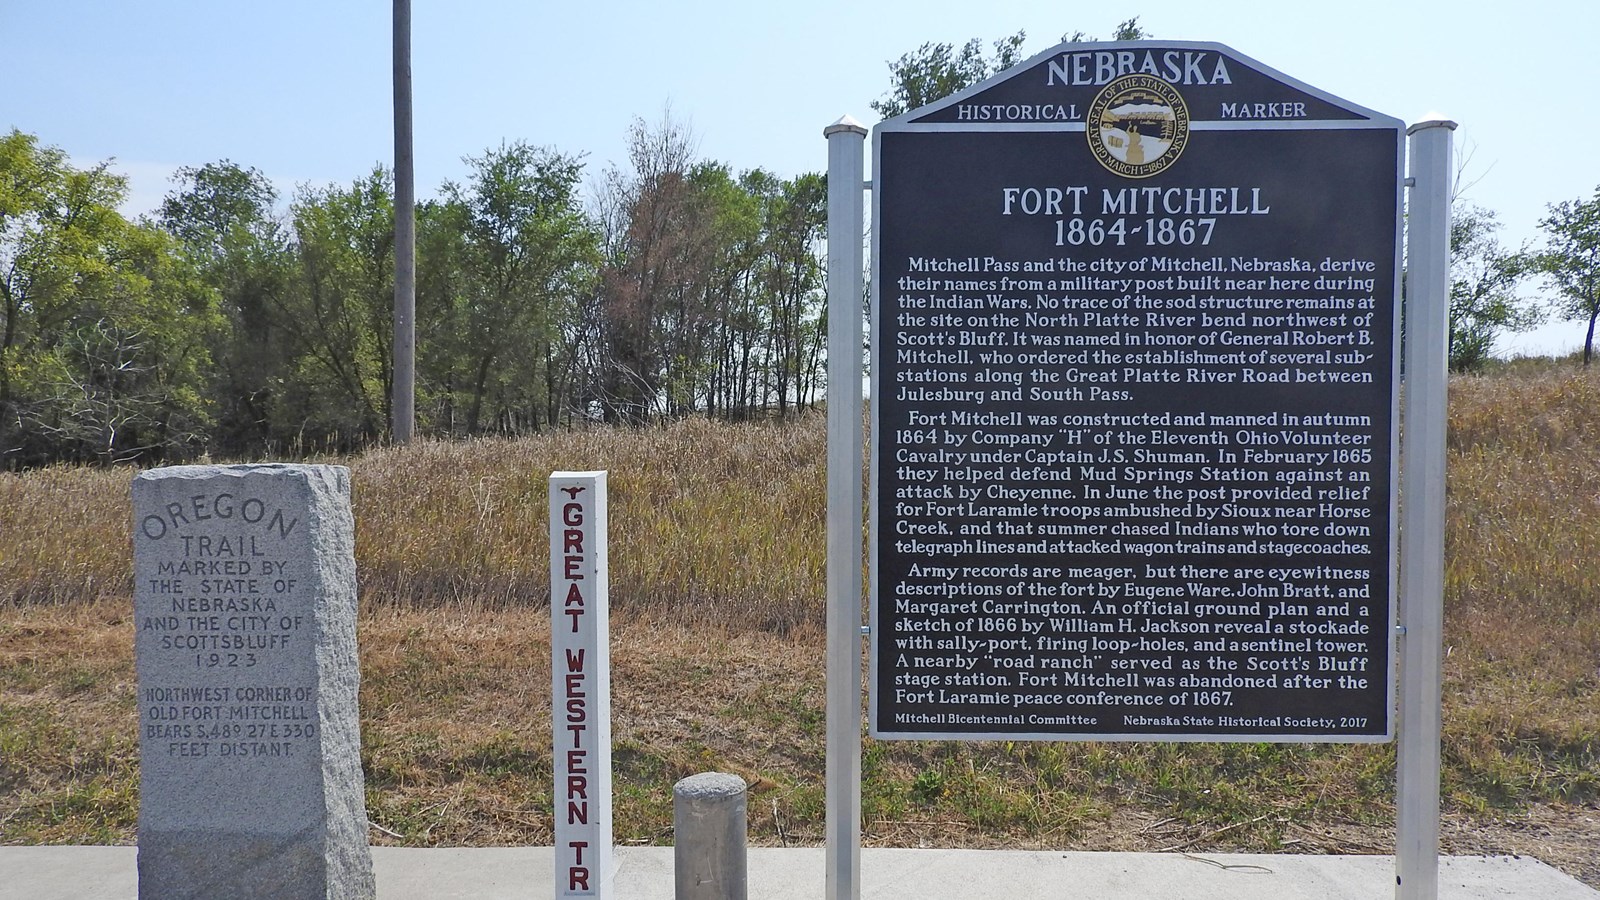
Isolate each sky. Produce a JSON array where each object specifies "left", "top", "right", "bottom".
[{"left": 6, "top": 0, "right": 1596, "bottom": 355}]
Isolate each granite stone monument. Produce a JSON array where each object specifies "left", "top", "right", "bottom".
[{"left": 133, "top": 464, "right": 374, "bottom": 900}]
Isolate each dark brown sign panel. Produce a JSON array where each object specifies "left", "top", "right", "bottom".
[{"left": 869, "top": 42, "right": 1403, "bottom": 741}]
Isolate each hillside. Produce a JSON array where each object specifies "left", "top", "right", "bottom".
[{"left": 2, "top": 364, "right": 1597, "bottom": 886}]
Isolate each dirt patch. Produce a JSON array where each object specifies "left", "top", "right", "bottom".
[{"left": 1444, "top": 805, "right": 1600, "bottom": 888}]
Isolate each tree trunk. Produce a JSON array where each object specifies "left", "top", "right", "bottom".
[
  {"left": 466, "top": 352, "right": 494, "bottom": 432},
  {"left": 1585, "top": 307, "right": 1597, "bottom": 367}
]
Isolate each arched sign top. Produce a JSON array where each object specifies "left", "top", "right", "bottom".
[{"left": 884, "top": 40, "right": 1400, "bottom": 130}]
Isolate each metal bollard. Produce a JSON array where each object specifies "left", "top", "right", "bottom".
[{"left": 673, "top": 772, "right": 748, "bottom": 900}]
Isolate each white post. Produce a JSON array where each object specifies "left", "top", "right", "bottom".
[
  {"left": 823, "top": 115, "right": 867, "bottom": 900},
  {"left": 1396, "top": 119, "right": 1454, "bottom": 900},
  {"left": 551, "top": 472, "right": 613, "bottom": 900}
]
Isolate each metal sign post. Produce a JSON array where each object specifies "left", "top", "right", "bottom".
[
  {"left": 1396, "top": 118, "right": 1455, "bottom": 900},
  {"left": 823, "top": 116, "right": 867, "bottom": 900}
]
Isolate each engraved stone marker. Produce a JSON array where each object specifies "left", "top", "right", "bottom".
[{"left": 133, "top": 464, "right": 374, "bottom": 900}]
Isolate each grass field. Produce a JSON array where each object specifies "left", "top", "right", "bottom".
[{"left": 2, "top": 364, "right": 1598, "bottom": 885}]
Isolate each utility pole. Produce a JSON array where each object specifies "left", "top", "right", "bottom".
[{"left": 392, "top": 0, "right": 416, "bottom": 444}]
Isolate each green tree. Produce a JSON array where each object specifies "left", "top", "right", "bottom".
[
  {"left": 278, "top": 169, "right": 396, "bottom": 445},
  {"left": 414, "top": 195, "right": 472, "bottom": 431},
  {"left": 871, "top": 32, "right": 1026, "bottom": 119},
  {"left": 653, "top": 161, "right": 759, "bottom": 419},
  {"left": 871, "top": 19, "right": 1150, "bottom": 119},
  {"left": 697, "top": 165, "right": 765, "bottom": 419},
  {"left": 1529, "top": 187, "right": 1600, "bottom": 365},
  {"left": 25, "top": 225, "right": 220, "bottom": 464},
  {"left": 1062, "top": 17, "right": 1149, "bottom": 44},
  {"left": 755, "top": 171, "right": 827, "bottom": 415},
  {"left": 158, "top": 161, "right": 292, "bottom": 453},
  {"left": 2, "top": 130, "right": 218, "bottom": 465},
  {"left": 159, "top": 161, "right": 278, "bottom": 263},
  {"left": 433, "top": 142, "right": 599, "bottom": 433},
  {"left": 593, "top": 115, "right": 830, "bottom": 423},
  {"left": 1448, "top": 204, "right": 1537, "bottom": 371}
]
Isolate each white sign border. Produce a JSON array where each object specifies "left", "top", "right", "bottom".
[
  {"left": 866, "top": 40, "right": 1406, "bottom": 744},
  {"left": 551, "top": 471, "right": 614, "bottom": 897}
]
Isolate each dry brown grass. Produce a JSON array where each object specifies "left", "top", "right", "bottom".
[
  {"left": 0, "top": 467, "right": 130, "bottom": 607},
  {"left": 4, "top": 415, "right": 828, "bottom": 629},
  {"left": 351, "top": 417, "right": 826, "bottom": 630},
  {"left": 0, "top": 601, "right": 139, "bottom": 843},
  {"left": 1439, "top": 368, "right": 1600, "bottom": 827}
]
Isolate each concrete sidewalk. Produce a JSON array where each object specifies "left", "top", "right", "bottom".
[{"left": 2, "top": 846, "right": 1595, "bottom": 899}]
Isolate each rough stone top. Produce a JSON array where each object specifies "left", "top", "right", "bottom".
[
  {"left": 135, "top": 463, "right": 349, "bottom": 483},
  {"left": 673, "top": 772, "right": 747, "bottom": 799}
]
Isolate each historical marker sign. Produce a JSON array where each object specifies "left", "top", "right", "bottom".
[{"left": 870, "top": 42, "right": 1403, "bottom": 742}]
